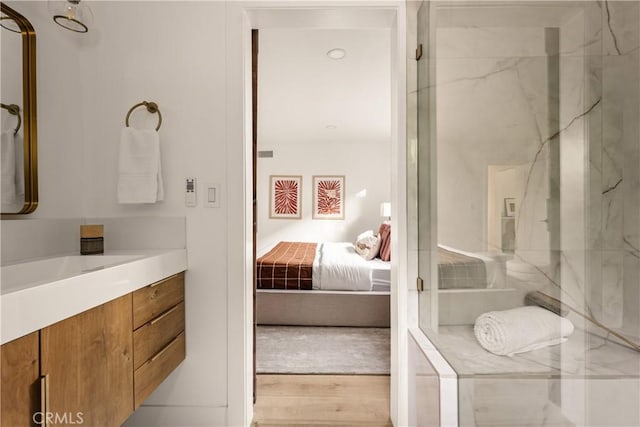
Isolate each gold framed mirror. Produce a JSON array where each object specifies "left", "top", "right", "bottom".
[{"left": 1, "top": 3, "right": 37, "bottom": 214}]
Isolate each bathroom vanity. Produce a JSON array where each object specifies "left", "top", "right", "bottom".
[{"left": 0, "top": 249, "right": 187, "bottom": 427}]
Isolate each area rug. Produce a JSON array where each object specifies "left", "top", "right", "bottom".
[{"left": 256, "top": 326, "right": 390, "bottom": 374}]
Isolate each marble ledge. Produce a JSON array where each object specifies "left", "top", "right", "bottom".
[{"left": 424, "top": 325, "right": 640, "bottom": 379}]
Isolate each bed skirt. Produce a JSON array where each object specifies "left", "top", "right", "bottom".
[{"left": 256, "top": 289, "right": 390, "bottom": 327}]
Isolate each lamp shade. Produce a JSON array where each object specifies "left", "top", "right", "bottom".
[
  {"left": 49, "top": 0, "right": 93, "bottom": 33},
  {"left": 380, "top": 202, "right": 391, "bottom": 218}
]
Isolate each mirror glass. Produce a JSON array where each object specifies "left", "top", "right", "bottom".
[{"left": 1, "top": 4, "right": 37, "bottom": 214}]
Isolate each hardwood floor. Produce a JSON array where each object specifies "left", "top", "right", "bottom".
[{"left": 252, "top": 374, "right": 393, "bottom": 426}]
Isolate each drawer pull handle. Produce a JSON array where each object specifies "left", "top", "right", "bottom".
[
  {"left": 150, "top": 305, "right": 179, "bottom": 325},
  {"left": 150, "top": 280, "right": 165, "bottom": 288},
  {"left": 151, "top": 335, "right": 180, "bottom": 362},
  {"left": 149, "top": 273, "right": 180, "bottom": 288},
  {"left": 40, "top": 374, "right": 50, "bottom": 427}
]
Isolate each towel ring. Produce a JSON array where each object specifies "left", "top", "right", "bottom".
[
  {"left": 125, "top": 101, "right": 162, "bottom": 131},
  {"left": 1, "top": 103, "right": 21, "bottom": 135}
]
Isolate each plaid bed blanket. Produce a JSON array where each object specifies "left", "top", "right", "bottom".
[
  {"left": 438, "top": 247, "right": 487, "bottom": 289},
  {"left": 256, "top": 242, "right": 317, "bottom": 290}
]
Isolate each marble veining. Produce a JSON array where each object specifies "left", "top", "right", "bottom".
[
  {"left": 427, "top": 325, "right": 640, "bottom": 378},
  {"left": 414, "top": 1, "right": 640, "bottom": 425},
  {"left": 518, "top": 97, "right": 602, "bottom": 236},
  {"left": 605, "top": 0, "right": 623, "bottom": 55}
]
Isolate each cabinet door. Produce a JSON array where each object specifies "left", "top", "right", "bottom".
[
  {"left": 41, "top": 294, "right": 134, "bottom": 427},
  {"left": 1, "top": 331, "right": 40, "bottom": 427}
]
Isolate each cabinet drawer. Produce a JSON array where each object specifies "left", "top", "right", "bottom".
[
  {"left": 133, "top": 302, "right": 185, "bottom": 370},
  {"left": 1, "top": 332, "right": 40, "bottom": 427},
  {"left": 133, "top": 273, "right": 184, "bottom": 330},
  {"left": 134, "top": 332, "right": 185, "bottom": 409}
]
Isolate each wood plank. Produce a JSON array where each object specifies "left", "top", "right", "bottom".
[
  {"left": 133, "top": 273, "right": 185, "bottom": 329},
  {"left": 1, "top": 332, "right": 40, "bottom": 427},
  {"left": 254, "top": 396, "right": 391, "bottom": 425},
  {"left": 253, "top": 375, "right": 392, "bottom": 426},
  {"left": 41, "top": 294, "right": 134, "bottom": 427},
  {"left": 134, "top": 332, "right": 186, "bottom": 409},
  {"left": 257, "top": 374, "right": 391, "bottom": 398},
  {"left": 133, "top": 302, "right": 185, "bottom": 370},
  {"left": 254, "top": 423, "right": 392, "bottom": 427}
]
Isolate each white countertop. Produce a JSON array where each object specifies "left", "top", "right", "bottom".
[{"left": 1, "top": 249, "right": 187, "bottom": 345}]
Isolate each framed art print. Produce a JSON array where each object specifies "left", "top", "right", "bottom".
[
  {"left": 312, "top": 175, "right": 345, "bottom": 220},
  {"left": 504, "top": 197, "right": 517, "bottom": 217},
  {"left": 269, "top": 175, "right": 302, "bottom": 219}
]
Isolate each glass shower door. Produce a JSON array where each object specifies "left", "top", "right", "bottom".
[{"left": 414, "top": 1, "right": 640, "bottom": 425}]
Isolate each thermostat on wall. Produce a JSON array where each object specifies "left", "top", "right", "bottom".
[{"left": 185, "top": 177, "right": 197, "bottom": 207}]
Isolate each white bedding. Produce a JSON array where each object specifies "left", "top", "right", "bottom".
[
  {"left": 311, "top": 242, "right": 390, "bottom": 291},
  {"left": 370, "top": 258, "right": 392, "bottom": 291}
]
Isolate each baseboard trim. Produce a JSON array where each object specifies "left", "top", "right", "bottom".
[{"left": 123, "top": 405, "right": 227, "bottom": 427}]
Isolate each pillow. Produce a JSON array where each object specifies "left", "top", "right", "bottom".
[
  {"left": 357, "top": 230, "right": 373, "bottom": 240},
  {"left": 355, "top": 230, "right": 382, "bottom": 261},
  {"left": 378, "top": 223, "right": 391, "bottom": 261}
]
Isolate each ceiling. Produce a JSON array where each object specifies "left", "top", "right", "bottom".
[{"left": 257, "top": 28, "right": 391, "bottom": 146}]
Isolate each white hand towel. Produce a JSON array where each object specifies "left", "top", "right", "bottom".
[
  {"left": 117, "top": 127, "right": 164, "bottom": 204},
  {"left": 14, "top": 132, "right": 24, "bottom": 198},
  {"left": 1, "top": 130, "right": 16, "bottom": 204},
  {"left": 474, "top": 306, "right": 574, "bottom": 356}
]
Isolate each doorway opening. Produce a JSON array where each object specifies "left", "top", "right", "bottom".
[
  {"left": 244, "top": 7, "right": 405, "bottom": 425},
  {"left": 229, "top": 5, "right": 408, "bottom": 425}
]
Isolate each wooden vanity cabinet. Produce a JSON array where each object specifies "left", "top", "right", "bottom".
[
  {"left": 132, "top": 273, "right": 186, "bottom": 409},
  {"left": 41, "top": 294, "right": 134, "bottom": 427},
  {"left": 0, "top": 332, "right": 40, "bottom": 427},
  {"left": 0, "top": 272, "right": 186, "bottom": 427}
]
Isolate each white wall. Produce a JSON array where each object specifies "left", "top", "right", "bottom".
[
  {"left": 256, "top": 28, "right": 391, "bottom": 251},
  {"left": 79, "top": 1, "right": 229, "bottom": 418},
  {"left": 4, "top": 1, "right": 229, "bottom": 423},
  {"left": 256, "top": 143, "right": 391, "bottom": 252},
  {"left": 2, "top": 2, "right": 406, "bottom": 426}
]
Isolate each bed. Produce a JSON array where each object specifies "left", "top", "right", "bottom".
[
  {"left": 437, "top": 244, "right": 515, "bottom": 325},
  {"left": 256, "top": 241, "right": 498, "bottom": 292},
  {"left": 437, "top": 244, "right": 501, "bottom": 289},
  {"left": 256, "top": 240, "right": 391, "bottom": 327},
  {"left": 255, "top": 234, "right": 500, "bottom": 327},
  {"left": 256, "top": 241, "right": 391, "bottom": 292}
]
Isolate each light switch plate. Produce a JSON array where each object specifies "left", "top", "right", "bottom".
[{"left": 205, "top": 183, "right": 221, "bottom": 208}]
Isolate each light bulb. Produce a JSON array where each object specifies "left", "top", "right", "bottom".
[{"left": 65, "top": 3, "right": 76, "bottom": 20}]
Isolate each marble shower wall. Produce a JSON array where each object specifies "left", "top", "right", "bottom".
[
  {"left": 568, "top": 1, "right": 640, "bottom": 338},
  {"left": 410, "top": 2, "right": 640, "bottom": 425},
  {"left": 593, "top": 1, "right": 640, "bottom": 338},
  {"left": 433, "top": 1, "right": 640, "bottom": 341},
  {"left": 435, "top": 26, "right": 552, "bottom": 259}
]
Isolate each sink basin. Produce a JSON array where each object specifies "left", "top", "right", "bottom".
[
  {"left": 1, "top": 254, "right": 144, "bottom": 295},
  {"left": 1, "top": 248, "right": 187, "bottom": 345}
]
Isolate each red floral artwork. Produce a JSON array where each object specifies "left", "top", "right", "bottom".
[
  {"left": 274, "top": 179, "right": 299, "bottom": 215},
  {"left": 316, "top": 180, "right": 342, "bottom": 215}
]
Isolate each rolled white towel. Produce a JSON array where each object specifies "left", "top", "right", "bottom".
[{"left": 474, "top": 306, "right": 574, "bottom": 356}]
